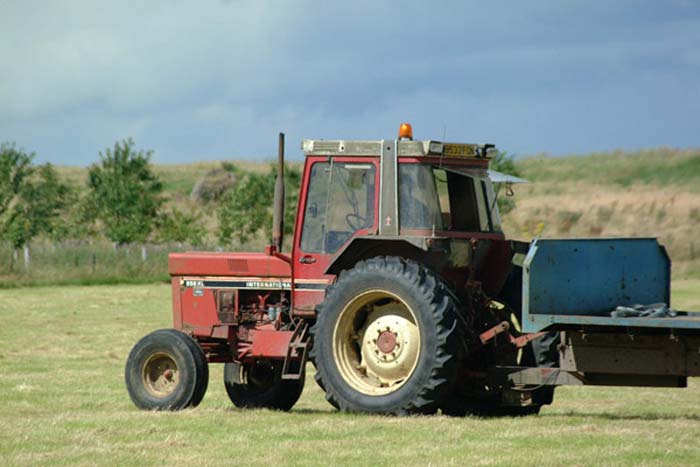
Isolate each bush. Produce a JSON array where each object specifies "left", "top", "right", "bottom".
[
  {"left": 87, "top": 139, "right": 163, "bottom": 245},
  {"left": 217, "top": 164, "right": 301, "bottom": 246},
  {"left": 157, "top": 208, "right": 206, "bottom": 246}
]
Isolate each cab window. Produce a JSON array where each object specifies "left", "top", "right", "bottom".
[
  {"left": 300, "top": 161, "right": 376, "bottom": 253},
  {"left": 399, "top": 164, "right": 494, "bottom": 232}
]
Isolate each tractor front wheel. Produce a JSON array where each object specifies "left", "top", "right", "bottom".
[
  {"left": 310, "top": 256, "right": 462, "bottom": 415},
  {"left": 125, "top": 329, "right": 209, "bottom": 410}
]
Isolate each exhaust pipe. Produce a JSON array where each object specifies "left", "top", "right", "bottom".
[{"left": 272, "top": 132, "right": 285, "bottom": 251}]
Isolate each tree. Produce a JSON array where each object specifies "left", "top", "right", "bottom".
[
  {"left": 216, "top": 164, "right": 301, "bottom": 246},
  {"left": 1, "top": 145, "right": 36, "bottom": 253},
  {"left": 157, "top": 208, "right": 206, "bottom": 246},
  {"left": 5, "top": 163, "right": 72, "bottom": 267},
  {"left": 490, "top": 150, "right": 520, "bottom": 178},
  {"left": 217, "top": 171, "right": 273, "bottom": 244},
  {"left": 282, "top": 164, "right": 301, "bottom": 238},
  {"left": 56, "top": 190, "right": 100, "bottom": 242},
  {"left": 87, "top": 139, "right": 163, "bottom": 245},
  {"left": 22, "top": 163, "right": 72, "bottom": 240},
  {"left": 0, "top": 142, "right": 34, "bottom": 226},
  {"left": 0, "top": 144, "right": 72, "bottom": 267}
]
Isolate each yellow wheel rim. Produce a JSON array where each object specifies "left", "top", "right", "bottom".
[
  {"left": 332, "top": 289, "right": 420, "bottom": 396},
  {"left": 142, "top": 352, "right": 179, "bottom": 397}
]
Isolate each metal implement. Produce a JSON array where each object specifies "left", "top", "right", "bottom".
[{"left": 522, "top": 238, "right": 672, "bottom": 332}]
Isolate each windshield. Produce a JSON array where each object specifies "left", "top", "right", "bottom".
[
  {"left": 398, "top": 164, "right": 500, "bottom": 233},
  {"left": 300, "top": 161, "right": 376, "bottom": 254}
]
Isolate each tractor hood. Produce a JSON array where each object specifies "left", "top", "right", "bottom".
[{"left": 169, "top": 252, "right": 291, "bottom": 278}]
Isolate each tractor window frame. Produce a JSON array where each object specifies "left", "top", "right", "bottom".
[
  {"left": 299, "top": 159, "right": 378, "bottom": 254},
  {"left": 398, "top": 162, "right": 498, "bottom": 234}
]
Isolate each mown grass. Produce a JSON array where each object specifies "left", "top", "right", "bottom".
[{"left": 2, "top": 282, "right": 700, "bottom": 465}]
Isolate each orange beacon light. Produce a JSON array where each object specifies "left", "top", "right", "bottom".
[{"left": 398, "top": 123, "right": 413, "bottom": 140}]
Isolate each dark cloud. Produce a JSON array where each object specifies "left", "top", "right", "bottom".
[{"left": 1, "top": 0, "right": 699, "bottom": 165}]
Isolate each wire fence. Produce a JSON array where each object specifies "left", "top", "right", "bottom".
[{"left": 0, "top": 240, "right": 226, "bottom": 287}]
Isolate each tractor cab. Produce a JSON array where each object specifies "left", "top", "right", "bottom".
[{"left": 292, "top": 125, "right": 510, "bottom": 312}]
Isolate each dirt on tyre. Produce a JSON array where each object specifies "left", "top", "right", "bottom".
[
  {"left": 223, "top": 360, "right": 304, "bottom": 411},
  {"left": 125, "top": 329, "right": 209, "bottom": 410},
  {"left": 310, "top": 256, "right": 462, "bottom": 415}
]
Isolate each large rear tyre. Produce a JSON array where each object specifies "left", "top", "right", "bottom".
[
  {"left": 223, "top": 360, "right": 304, "bottom": 411},
  {"left": 125, "top": 329, "right": 209, "bottom": 410},
  {"left": 310, "top": 256, "right": 462, "bottom": 415}
]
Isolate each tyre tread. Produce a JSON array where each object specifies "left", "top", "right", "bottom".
[{"left": 310, "top": 256, "right": 463, "bottom": 415}]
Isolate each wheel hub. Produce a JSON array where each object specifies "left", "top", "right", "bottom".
[
  {"left": 142, "top": 353, "right": 179, "bottom": 397},
  {"left": 377, "top": 330, "right": 397, "bottom": 354}
]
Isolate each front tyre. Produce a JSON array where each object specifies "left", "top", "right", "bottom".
[
  {"left": 310, "top": 256, "right": 462, "bottom": 415},
  {"left": 125, "top": 329, "right": 209, "bottom": 410}
]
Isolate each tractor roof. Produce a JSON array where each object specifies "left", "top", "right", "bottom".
[{"left": 301, "top": 139, "right": 496, "bottom": 159}]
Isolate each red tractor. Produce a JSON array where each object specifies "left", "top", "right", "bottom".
[{"left": 125, "top": 124, "right": 554, "bottom": 415}]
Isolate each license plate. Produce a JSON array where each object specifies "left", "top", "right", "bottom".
[{"left": 442, "top": 143, "right": 476, "bottom": 157}]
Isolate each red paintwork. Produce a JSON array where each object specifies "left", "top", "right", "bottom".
[
  {"left": 290, "top": 156, "right": 380, "bottom": 313},
  {"left": 477, "top": 239, "right": 512, "bottom": 296},
  {"left": 398, "top": 156, "right": 489, "bottom": 168},
  {"left": 178, "top": 287, "right": 220, "bottom": 332},
  {"left": 169, "top": 252, "right": 293, "bottom": 342},
  {"left": 249, "top": 329, "right": 296, "bottom": 358},
  {"left": 168, "top": 151, "right": 513, "bottom": 371},
  {"left": 169, "top": 252, "right": 291, "bottom": 277},
  {"left": 171, "top": 277, "right": 183, "bottom": 330},
  {"left": 377, "top": 331, "right": 397, "bottom": 353}
]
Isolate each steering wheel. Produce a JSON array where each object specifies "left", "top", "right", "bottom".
[{"left": 345, "top": 213, "right": 366, "bottom": 231}]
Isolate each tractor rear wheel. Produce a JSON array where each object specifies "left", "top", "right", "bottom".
[
  {"left": 310, "top": 256, "right": 462, "bottom": 415},
  {"left": 125, "top": 329, "right": 209, "bottom": 410},
  {"left": 223, "top": 360, "right": 304, "bottom": 411}
]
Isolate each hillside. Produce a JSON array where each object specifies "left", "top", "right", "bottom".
[{"left": 505, "top": 148, "right": 700, "bottom": 277}]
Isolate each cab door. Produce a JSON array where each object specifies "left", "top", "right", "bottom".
[{"left": 292, "top": 157, "right": 378, "bottom": 313}]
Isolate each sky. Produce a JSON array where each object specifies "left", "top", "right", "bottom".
[{"left": 1, "top": 1, "right": 699, "bottom": 165}]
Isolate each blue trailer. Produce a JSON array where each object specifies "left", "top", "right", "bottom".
[{"left": 492, "top": 238, "right": 700, "bottom": 391}]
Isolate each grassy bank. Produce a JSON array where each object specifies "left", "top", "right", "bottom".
[
  {"left": 503, "top": 147, "right": 700, "bottom": 278},
  {"left": 1, "top": 282, "right": 700, "bottom": 465}
]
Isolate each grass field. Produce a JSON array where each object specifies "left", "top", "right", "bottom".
[{"left": 2, "top": 282, "right": 700, "bottom": 466}]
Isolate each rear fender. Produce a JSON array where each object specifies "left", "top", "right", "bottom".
[{"left": 325, "top": 237, "right": 432, "bottom": 276}]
